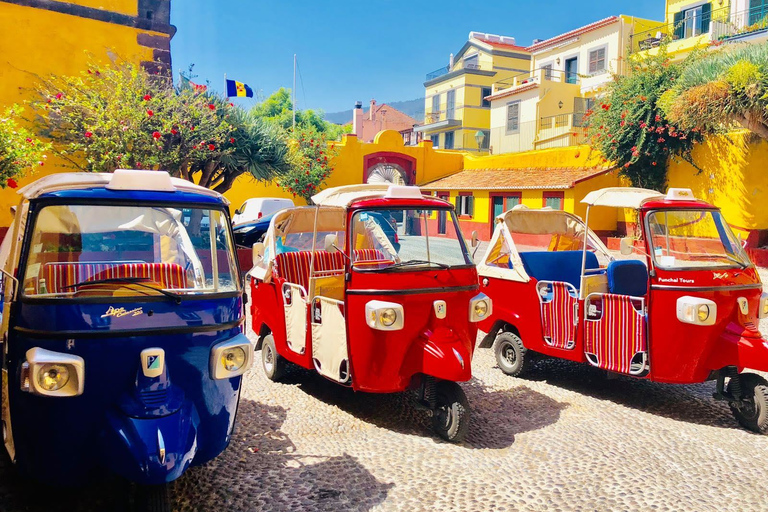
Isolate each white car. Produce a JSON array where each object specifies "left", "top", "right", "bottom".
[{"left": 232, "top": 197, "right": 294, "bottom": 226}]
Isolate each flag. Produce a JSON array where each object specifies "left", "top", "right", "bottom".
[
  {"left": 226, "top": 79, "right": 253, "bottom": 98},
  {"left": 178, "top": 73, "right": 208, "bottom": 94}
]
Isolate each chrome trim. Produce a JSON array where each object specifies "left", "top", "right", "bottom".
[{"left": 157, "top": 428, "right": 166, "bottom": 465}]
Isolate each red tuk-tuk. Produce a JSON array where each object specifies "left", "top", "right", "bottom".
[
  {"left": 248, "top": 184, "right": 490, "bottom": 442},
  {"left": 478, "top": 187, "right": 768, "bottom": 433}
]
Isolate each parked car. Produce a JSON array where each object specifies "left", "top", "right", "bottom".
[
  {"left": 233, "top": 211, "right": 275, "bottom": 248},
  {"left": 232, "top": 197, "right": 293, "bottom": 226}
]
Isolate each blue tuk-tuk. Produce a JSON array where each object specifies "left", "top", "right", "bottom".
[{"left": 0, "top": 170, "right": 250, "bottom": 508}]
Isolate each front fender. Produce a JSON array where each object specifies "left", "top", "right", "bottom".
[
  {"left": 707, "top": 322, "right": 768, "bottom": 374},
  {"left": 100, "top": 400, "right": 199, "bottom": 485},
  {"left": 410, "top": 327, "right": 473, "bottom": 383}
]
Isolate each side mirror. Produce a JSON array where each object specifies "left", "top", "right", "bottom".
[
  {"left": 620, "top": 237, "right": 634, "bottom": 256},
  {"left": 324, "top": 234, "right": 338, "bottom": 253},
  {"left": 471, "top": 231, "right": 479, "bottom": 248},
  {"left": 234, "top": 208, "right": 242, "bottom": 216},
  {"left": 252, "top": 242, "right": 265, "bottom": 266}
]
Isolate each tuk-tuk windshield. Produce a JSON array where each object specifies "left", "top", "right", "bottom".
[
  {"left": 647, "top": 209, "right": 750, "bottom": 270},
  {"left": 22, "top": 204, "right": 240, "bottom": 298},
  {"left": 350, "top": 208, "right": 471, "bottom": 271}
]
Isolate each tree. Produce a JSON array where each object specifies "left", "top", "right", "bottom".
[
  {"left": 275, "top": 126, "right": 335, "bottom": 203},
  {"left": 0, "top": 105, "right": 51, "bottom": 188},
  {"left": 252, "top": 88, "right": 348, "bottom": 140},
  {"left": 587, "top": 49, "right": 702, "bottom": 191},
  {"left": 32, "top": 59, "right": 290, "bottom": 193},
  {"left": 662, "top": 43, "right": 768, "bottom": 140}
]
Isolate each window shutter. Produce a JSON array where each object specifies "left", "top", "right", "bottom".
[
  {"left": 673, "top": 11, "right": 685, "bottom": 39},
  {"left": 701, "top": 3, "right": 712, "bottom": 34},
  {"left": 468, "top": 195, "right": 475, "bottom": 216}
]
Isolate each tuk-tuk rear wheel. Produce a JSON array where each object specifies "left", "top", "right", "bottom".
[
  {"left": 134, "top": 483, "right": 170, "bottom": 512},
  {"left": 261, "top": 334, "right": 287, "bottom": 382},
  {"left": 728, "top": 373, "right": 768, "bottom": 434},
  {"left": 493, "top": 331, "right": 528, "bottom": 377},
  {"left": 432, "top": 381, "right": 470, "bottom": 443}
]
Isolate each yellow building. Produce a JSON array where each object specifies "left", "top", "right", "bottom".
[
  {"left": 486, "top": 15, "right": 660, "bottom": 155},
  {"left": 416, "top": 32, "right": 531, "bottom": 154},
  {"left": 630, "top": 0, "right": 768, "bottom": 60},
  {"left": 0, "top": 0, "right": 175, "bottom": 228}
]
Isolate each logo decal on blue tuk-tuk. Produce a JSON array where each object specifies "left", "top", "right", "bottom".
[{"left": 140, "top": 348, "right": 165, "bottom": 378}]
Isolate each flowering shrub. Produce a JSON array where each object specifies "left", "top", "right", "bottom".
[
  {"left": 276, "top": 127, "right": 335, "bottom": 202},
  {"left": 587, "top": 50, "right": 702, "bottom": 191},
  {"left": 0, "top": 105, "right": 51, "bottom": 188}
]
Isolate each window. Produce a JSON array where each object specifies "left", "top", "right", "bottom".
[
  {"left": 430, "top": 134, "right": 439, "bottom": 148},
  {"left": 464, "top": 53, "right": 479, "bottom": 69},
  {"left": 491, "top": 194, "right": 521, "bottom": 220},
  {"left": 541, "top": 63, "right": 553, "bottom": 80},
  {"left": 506, "top": 101, "right": 520, "bottom": 133},
  {"left": 565, "top": 57, "right": 578, "bottom": 84},
  {"left": 750, "top": 0, "right": 768, "bottom": 25},
  {"left": 481, "top": 87, "right": 492, "bottom": 108},
  {"left": 431, "top": 94, "right": 440, "bottom": 121},
  {"left": 446, "top": 90, "right": 456, "bottom": 119},
  {"left": 674, "top": 3, "right": 712, "bottom": 39},
  {"left": 543, "top": 191, "right": 564, "bottom": 210},
  {"left": 457, "top": 193, "right": 474, "bottom": 217},
  {"left": 588, "top": 47, "right": 606, "bottom": 74},
  {"left": 444, "top": 131, "right": 455, "bottom": 150}
]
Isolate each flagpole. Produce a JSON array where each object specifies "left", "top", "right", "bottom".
[
  {"left": 292, "top": 54, "right": 296, "bottom": 132},
  {"left": 224, "top": 73, "right": 228, "bottom": 100}
]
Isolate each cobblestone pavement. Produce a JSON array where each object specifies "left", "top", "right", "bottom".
[{"left": 2, "top": 273, "right": 768, "bottom": 511}]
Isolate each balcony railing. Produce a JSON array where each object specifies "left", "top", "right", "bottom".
[
  {"left": 489, "top": 112, "right": 589, "bottom": 155},
  {"left": 629, "top": 4, "right": 768, "bottom": 53},
  {"left": 426, "top": 66, "right": 450, "bottom": 81},
  {"left": 492, "top": 68, "right": 581, "bottom": 96},
  {"left": 423, "top": 103, "right": 464, "bottom": 125}
]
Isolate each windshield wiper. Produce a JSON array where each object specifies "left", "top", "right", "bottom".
[
  {"left": 62, "top": 277, "right": 183, "bottom": 304},
  {"left": 722, "top": 253, "right": 749, "bottom": 269},
  {"left": 382, "top": 260, "right": 449, "bottom": 271}
]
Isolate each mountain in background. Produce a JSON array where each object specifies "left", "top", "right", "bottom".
[{"left": 325, "top": 98, "right": 425, "bottom": 125}]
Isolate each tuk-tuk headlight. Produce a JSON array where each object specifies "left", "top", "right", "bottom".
[
  {"left": 470, "top": 293, "right": 493, "bottom": 322},
  {"left": 676, "top": 296, "right": 717, "bottom": 326},
  {"left": 211, "top": 336, "right": 252, "bottom": 380},
  {"left": 38, "top": 364, "right": 70, "bottom": 392},
  {"left": 759, "top": 293, "right": 768, "bottom": 319},
  {"left": 22, "top": 348, "right": 84, "bottom": 397},
  {"left": 365, "top": 301, "right": 404, "bottom": 331}
]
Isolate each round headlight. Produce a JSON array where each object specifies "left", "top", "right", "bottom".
[
  {"left": 38, "top": 364, "right": 70, "bottom": 391},
  {"left": 222, "top": 347, "right": 246, "bottom": 372},
  {"left": 697, "top": 304, "right": 710, "bottom": 322},
  {"left": 762, "top": 300, "right": 768, "bottom": 316},
  {"left": 474, "top": 300, "right": 489, "bottom": 318},
  {"left": 379, "top": 308, "right": 397, "bottom": 327}
]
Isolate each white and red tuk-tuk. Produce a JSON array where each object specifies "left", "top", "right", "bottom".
[
  {"left": 248, "top": 184, "right": 490, "bottom": 442},
  {"left": 477, "top": 187, "right": 768, "bottom": 433}
]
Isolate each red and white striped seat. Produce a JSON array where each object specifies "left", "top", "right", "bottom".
[
  {"left": 584, "top": 293, "right": 647, "bottom": 375},
  {"left": 44, "top": 262, "right": 187, "bottom": 293},
  {"left": 274, "top": 249, "right": 391, "bottom": 290},
  {"left": 540, "top": 281, "right": 578, "bottom": 350}
]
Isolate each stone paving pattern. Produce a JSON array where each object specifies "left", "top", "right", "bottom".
[{"left": 2, "top": 272, "right": 768, "bottom": 511}]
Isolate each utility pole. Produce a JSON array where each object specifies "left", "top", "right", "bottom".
[{"left": 292, "top": 54, "right": 297, "bottom": 133}]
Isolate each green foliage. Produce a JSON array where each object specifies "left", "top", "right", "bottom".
[
  {"left": 663, "top": 43, "right": 768, "bottom": 140},
  {"left": 0, "top": 105, "right": 51, "bottom": 188},
  {"left": 32, "top": 59, "right": 290, "bottom": 193},
  {"left": 587, "top": 49, "right": 702, "bottom": 191},
  {"left": 252, "top": 88, "right": 348, "bottom": 140},
  {"left": 275, "top": 126, "right": 335, "bottom": 203}
]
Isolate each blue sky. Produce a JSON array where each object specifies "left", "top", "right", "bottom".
[{"left": 171, "top": 0, "right": 663, "bottom": 115}]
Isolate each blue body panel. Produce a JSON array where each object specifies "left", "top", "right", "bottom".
[{"left": 37, "top": 187, "right": 224, "bottom": 206}]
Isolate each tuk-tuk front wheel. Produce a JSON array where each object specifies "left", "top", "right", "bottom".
[
  {"left": 432, "top": 381, "right": 470, "bottom": 443},
  {"left": 728, "top": 373, "right": 768, "bottom": 434},
  {"left": 261, "top": 334, "right": 287, "bottom": 382},
  {"left": 134, "top": 484, "right": 170, "bottom": 512},
  {"left": 493, "top": 331, "right": 528, "bottom": 377}
]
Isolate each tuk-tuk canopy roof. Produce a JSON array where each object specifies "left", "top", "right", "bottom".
[
  {"left": 311, "top": 184, "right": 425, "bottom": 208},
  {"left": 581, "top": 187, "right": 664, "bottom": 208},
  {"left": 17, "top": 170, "right": 226, "bottom": 203}
]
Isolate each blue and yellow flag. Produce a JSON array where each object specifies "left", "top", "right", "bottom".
[{"left": 226, "top": 79, "right": 253, "bottom": 98}]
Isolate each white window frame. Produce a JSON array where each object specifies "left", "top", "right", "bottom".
[
  {"left": 587, "top": 45, "right": 608, "bottom": 75},
  {"left": 506, "top": 101, "right": 520, "bottom": 134},
  {"left": 463, "top": 53, "right": 480, "bottom": 70},
  {"left": 539, "top": 61, "right": 554, "bottom": 81}
]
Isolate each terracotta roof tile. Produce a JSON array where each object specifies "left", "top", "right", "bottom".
[
  {"left": 474, "top": 36, "right": 529, "bottom": 52},
  {"left": 526, "top": 17, "right": 619, "bottom": 53},
  {"left": 423, "top": 166, "right": 614, "bottom": 191}
]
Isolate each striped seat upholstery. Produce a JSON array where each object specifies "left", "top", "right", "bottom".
[
  {"left": 353, "top": 249, "right": 385, "bottom": 262},
  {"left": 541, "top": 281, "right": 578, "bottom": 350},
  {"left": 44, "top": 262, "right": 187, "bottom": 293},
  {"left": 584, "top": 293, "right": 647, "bottom": 375},
  {"left": 274, "top": 249, "right": 391, "bottom": 290}
]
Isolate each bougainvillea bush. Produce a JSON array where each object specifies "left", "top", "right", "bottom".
[
  {"left": 0, "top": 105, "right": 51, "bottom": 188},
  {"left": 33, "top": 59, "right": 289, "bottom": 193},
  {"left": 276, "top": 126, "right": 336, "bottom": 203},
  {"left": 587, "top": 49, "right": 702, "bottom": 191}
]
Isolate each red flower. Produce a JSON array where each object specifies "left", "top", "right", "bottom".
[
  {"left": 639, "top": 122, "right": 647, "bottom": 129},
  {"left": 228, "top": 102, "right": 234, "bottom": 107},
  {"left": 624, "top": 163, "right": 631, "bottom": 168},
  {"left": 230, "top": 137, "right": 235, "bottom": 144},
  {"left": 657, "top": 137, "right": 665, "bottom": 143},
  {"left": 55, "top": 93, "right": 63, "bottom": 100},
  {"left": 655, "top": 115, "right": 661, "bottom": 122},
  {"left": 25, "top": 138, "right": 32, "bottom": 143},
  {"left": 38, "top": 162, "right": 44, "bottom": 167},
  {"left": 46, "top": 99, "right": 52, "bottom": 104},
  {"left": 147, "top": 110, "right": 154, "bottom": 117},
  {"left": 208, "top": 144, "right": 215, "bottom": 151},
  {"left": 620, "top": 121, "right": 625, "bottom": 127},
  {"left": 87, "top": 69, "right": 92, "bottom": 74},
  {"left": 190, "top": 126, "right": 195, "bottom": 131},
  {"left": 152, "top": 131, "right": 162, "bottom": 139},
  {"left": 84, "top": 131, "right": 93, "bottom": 138},
  {"left": 652, "top": 162, "right": 657, "bottom": 166},
  {"left": 574, "top": 151, "right": 581, "bottom": 158},
  {"left": 143, "top": 94, "right": 152, "bottom": 101},
  {"left": 208, "top": 104, "right": 216, "bottom": 110},
  {"left": 171, "top": 129, "right": 178, "bottom": 135},
  {"left": 7, "top": 179, "right": 17, "bottom": 189}
]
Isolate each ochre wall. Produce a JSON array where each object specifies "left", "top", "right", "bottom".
[{"left": 66, "top": 0, "right": 138, "bottom": 15}]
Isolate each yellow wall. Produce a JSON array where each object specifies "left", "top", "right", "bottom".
[
  {"left": 65, "top": 0, "right": 138, "bottom": 15},
  {"left": 0, "top": 1, "right": 164, "bottom": 226}
]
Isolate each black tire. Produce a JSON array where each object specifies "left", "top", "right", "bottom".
[
  {"left": 728, "top": 373, "right": 768, "bottom": 434},
  {"left": 261, "top": 334, "right": 286, "bottom": 382},
  {"left": 432, "top": 381, "right": 470, "bottom": 443},
  {"left": 134, "top": 484, "right": 170, "bottom": 512},
  {"left": 493, "top": 331, "right": 529, "bottom": 377}
]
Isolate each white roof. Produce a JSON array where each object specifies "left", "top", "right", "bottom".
[
  {"left": 16, "top": 170, "right": 226, "bottom": 203},
  {"left": 581, "top": 187, "right": 664, "bottom": 208},
  {"left": 311, "top": 184, "right": 426, "bottom": 207}
]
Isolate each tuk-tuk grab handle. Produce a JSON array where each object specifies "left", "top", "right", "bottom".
[{"left": 0, "top": 268, "right": 18, "bottom": 302}]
